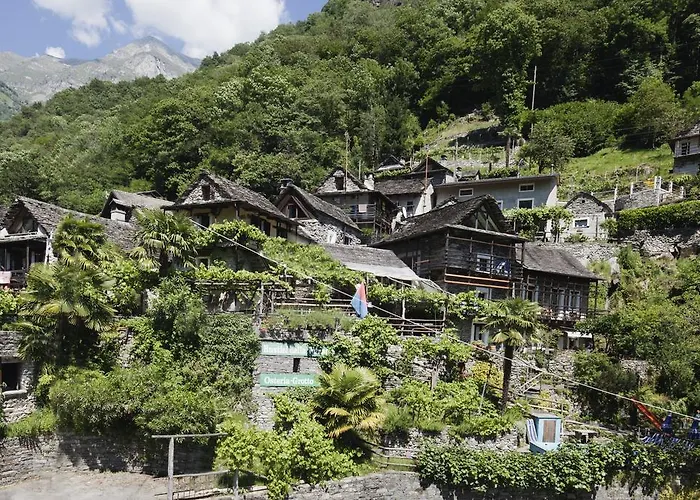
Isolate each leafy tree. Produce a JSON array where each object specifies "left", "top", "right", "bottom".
[
  {"left": 131, "top": 209, "right": 197, "bottom": 278},
  {"left": 0, "top": 149, "right": 41, "bottom": 204},
  {"left": 682, "top": 81, "right": 700, "bottom": 122},
  {"left": 16, "top": 262, "right": 115, "bottom": 367},
  {"left": 521, "top": 121, "right": 574, "bottom": 173},
  {"left": 477, "top": 298, "right": 542, "bottom": 411},
  {"left": 313, "top": 364, "right": 385, "bottom": 438},
  {"left": 619, "top": 76, "right": 685, "bottom": 147}
]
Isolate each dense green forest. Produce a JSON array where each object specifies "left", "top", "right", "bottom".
[{"left": 1, "top": 0, "right": 700, "bottom": 212}]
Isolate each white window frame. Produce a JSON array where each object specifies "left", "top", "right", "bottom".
[
  {"left": 680, "top": 141, "right": 691, "bottom": 156},
  {"left": 495, "top": 200, "right": 504, "bottom": 210},
  {"left": 192, "top": 213, "right": 212, "bottom": 228},
  {"left": 519, "top": 183, "right": 535, "bottom": 192},
  {"left": 476, "top": 253, "right": 491, "bottom": 273},
  {"left": 574, "top": 218, "right": 589, "bottom": 228},
  {"left": 458, "top": 188, "right": 474, "bottom": 198},
  {"left": 517, "top": 198, "right": 534, "bottom": 209}
]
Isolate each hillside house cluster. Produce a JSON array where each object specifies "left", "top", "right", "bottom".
[{"left": 0, "top": 164, "right": 602, "bottom": 422}]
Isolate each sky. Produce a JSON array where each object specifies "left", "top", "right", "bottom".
[{"left": 0, "top": 0, "right": 328, "bottom": 60}]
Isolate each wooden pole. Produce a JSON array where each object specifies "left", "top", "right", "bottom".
[
  {"left": 167, "top": 437, "right": 174, "bottom": 500},
  {"left": 233, "top": 469, "right": 239, "bottom": 500}
]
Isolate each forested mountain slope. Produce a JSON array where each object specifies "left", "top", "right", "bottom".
[{"left": 0, "top": 0, "right": 699, "bottom": 213}]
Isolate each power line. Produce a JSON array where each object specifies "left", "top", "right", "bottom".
[{"left": 190, "top": 220, "right": 697, "bottom": 422}]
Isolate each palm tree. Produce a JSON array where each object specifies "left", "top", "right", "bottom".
[
  {"left": 312, "top": 364, "right": 385, "bottom": 438},
  {"left": 17, "top": 262, "right": 115, "bottom": 366},
  {"left": 52, "top": 216, "right": 111, "bottom": 269},
  {"left": 477, "top": 298, "right": 542, "bottom": 412},
  {"left": 130, "top": 209, "right": 197, "bottom": 277}
]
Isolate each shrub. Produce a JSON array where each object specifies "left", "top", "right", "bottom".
[
  {"left": 618, "top": 201, "right": 700, "bottom": 232},
  {"left": 5, "top": 408, "right": 57, "bottom": 438}
]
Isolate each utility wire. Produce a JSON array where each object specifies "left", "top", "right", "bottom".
[{"left": 190, "top": 220, "right": 697, "bottom": 421}]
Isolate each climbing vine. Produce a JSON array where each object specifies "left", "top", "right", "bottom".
[{"left": 504, "top": 206, "right": 573, "bottom": 241}]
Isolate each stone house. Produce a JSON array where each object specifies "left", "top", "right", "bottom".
[
  {"left": 276, "top": 181, "right": 361, "bottom": 245},
  {"left": 670, "top": 122, "right": 700, "bottom": 175},
  {"left": 166, "top": 171, "right": 305, "bottom": 246},
  {"left": 315, "top": 170, "right": 397, "bottom": 238},
  {"left": 1, "top": 330, "right": 34, "bottom": 423},
  {"left": 562, "top": 192, "right": 613, "bottom": 240},
  {"left": 372, "top": 195, "right": 526, "bottom": 300},
  {"left": 0, "top": 197, "right": 136, "bottom": 288},
  {"left": 99, "top": 190, "right": 173, "bottom": 222},
  {"left": 433, "top": 174, "right": 559, "bottom": 211},
  {"left": 374, "top": 178, "right": 434, "bottom": 217}
]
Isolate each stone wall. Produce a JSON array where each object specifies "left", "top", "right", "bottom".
[
  {"left": 1, "top": 330, "right": 36, "bottom": 423},
  {"left": 624, "top": 228, "right": 700, "bottom": 259},
  {"left": 298, "top": 219, "right": 360, "bottom": 245},
  {"left": 380, "top": 429, "right": 518, "bottom": 458},
  {"left": 235, "top": 472, "right": 656, "bottom": 500},
  {"left": 547, "top": 242, "right": 619, "bottom": 270},
  {"left": 0, "top": 434, "right": 215, "bottom": 487}
]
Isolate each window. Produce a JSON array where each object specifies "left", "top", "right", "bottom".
[
  {"left": 518, "top": 199, "right": 534, "bottom": 209},
  {"left": 574, "top": 218, "right": 589, "bottom": 228},
  {"left": 287, "top": 204, "right": 298, "bottom": 218},
  {"left": 476, "top": 253, "right": 491, "bottom": 273},
  {"left": 201, "top": 184, "right": 211, "bottom": 201},
  {"left": 194, "top": 256, "right": 211, "bottom": 268},
  {"left": 261, "top": 220, "right": 271, "bottom": 236},
  {"left": 519, "top": 183, "right": 535, "bottom": 192},
  {"left": 0, "top": 362, "right": 21, "bottom": 392},
  {"left": 681, "top": 141, "right": 691, "bottom": 156},
  {"left": 277, "top": 226, "right": 288, "bottom": 240},
  {"left": 335, "top": 176, "right": 345, "bottom": 191},
  {"left": 292, "top": 358, "right": 301, "bottom": 373},
  {"left": 406, "top": 200, "right": 415, "bottom": 217},
  {"left": 193, "top": 213, "right": 211, "bottom": 228},
  {"left": 495, "top": 200, "right": 504, "bottom": 210},
  {"left": 458, "top": 188, "right": 473, "bottom": 198}
]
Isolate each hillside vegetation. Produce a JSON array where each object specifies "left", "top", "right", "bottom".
[{"left": 0, "top": 0, "right": 699, "bottom": 212}]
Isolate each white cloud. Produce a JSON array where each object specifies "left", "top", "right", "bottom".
[
  {"left": 124, "top": 0, "right": 286, "bottom": 58},
  {"left": 33, "top": 0, "right": 111, "bottom": 47},
  {"left": 45, "top": 46, "right": 66, "bottom": 58},
  {"left": 32, "top": 0, "right": 286, "bottom": 56},
  {"left": 110, "top": 17, "right": 128, "bottom": 35}
]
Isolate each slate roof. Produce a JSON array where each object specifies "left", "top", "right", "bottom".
[
  {"left": 100, "top": 190, "right": 172, "bottom": 218},
  {"left": 322, "top": 244, "right": 421, "bottom": 281},
  {"left": 522, "top": 244, "right": 599, "bottom": 280},
  {"left": 674, "top": 122, "right": 700, "bottom": 140},
  {"left": 172, "top": 171, "right": 295, "bottom": 224},
  {"left": 564, "top": 192, "right": 613, "bottom": 215},
  {"left": 3, "top": 197, "right": 137, "bottom": 250},
  {"left": 373, "top": 195, "right": 509, "bottom": 245},
  {"left": 375, "top": 178, "right": 427, "bottom": 196},
  {"left": 278, "top": 184, "right": 360, "bottom": 231}
]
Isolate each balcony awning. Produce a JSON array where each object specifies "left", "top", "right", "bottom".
[{"left": 0, "top": 233, "right": 47, "bottom": 244}]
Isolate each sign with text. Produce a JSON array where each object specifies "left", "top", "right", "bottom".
[
  {"left": 259, "top": 373, "right": 319, "bottom": 387},
  {"left": 260, "top": 341, "right": 323, "bottom": 358}
]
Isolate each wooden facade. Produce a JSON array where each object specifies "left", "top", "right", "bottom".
[{"left": 515, "top": 271, "right": 595, "bottom": 327}]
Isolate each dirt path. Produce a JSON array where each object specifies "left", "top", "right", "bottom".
[{"left": 0, "top": 471, "right": 164, "bottom": 500}]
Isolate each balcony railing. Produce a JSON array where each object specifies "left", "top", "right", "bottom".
[{"left": 0, "top": 270, "right": 28, "bottom": 289}]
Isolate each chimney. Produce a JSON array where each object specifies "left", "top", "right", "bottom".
[{"left": 280, "top": 178, "right": 293, "bottom": 193}]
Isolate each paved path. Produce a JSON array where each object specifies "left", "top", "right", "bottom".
[{"left": 0, "top": 471, "right": 164, "bottom": 500}]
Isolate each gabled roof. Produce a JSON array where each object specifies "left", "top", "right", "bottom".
[
  {"left": 277, "top": 183, "right": 360, "bottom": 231},
  {"left": 170, "top": 171, "right": 295, "bottom": 224},
  {"left": 410, "top": 156, "right": 451, "bottom": 174},
  {"left": 3, "top": 197, "right": 137, "bottom": 250},
  {"left": 99, "top": 190, "right": 173, "bottom": 218},
  {"left": 373, "top": 195, "right": 510, "bottom": 245},
  {"left": 522, "top": 244, "right": 599, "bottom": 280},
  {"left": 315, "top": 169, "right": 368, "bottom": 194},
  {"left": 564, "top": 192, "right": 613, "bottom": 215},
  {"left": 323, "top": 244, "right": 421, "bottom": 282},
  {"left": 375, "top": 178, "right": 428, "bottom": 196},
  {"left": 674, "top": 122, "right": 700, "bottom": 140}
]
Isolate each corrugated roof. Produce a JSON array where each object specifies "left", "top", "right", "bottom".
[
  {"left": 278, "top": 184, "right": 359, "bottom": 230},
  {"left": 373, "top": 195, "right": 508, "bottom": 245},
  {"left": 3, "top": 197, "right": 137, "bottom": 250},
  {"left": 522, "top": 244, "right": 599, "bottom": 280},
  {"left": 322, "top": 244, "right": 421, "bottom": 281},
  {"left": 172, "top": 171, "right": 294, "bottom": 223},
  {"left": 375, "top": 178, "right": 427, "bottom": 196}
]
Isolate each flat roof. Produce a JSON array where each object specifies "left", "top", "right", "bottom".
[{"left": 434, "top": 174, "right": 559, "bottom": 190}]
